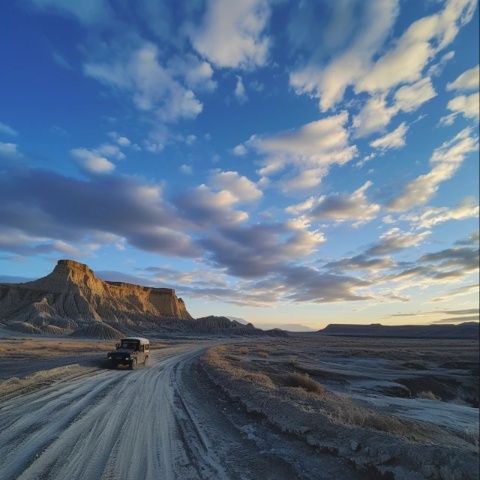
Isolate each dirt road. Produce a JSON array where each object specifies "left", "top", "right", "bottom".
[{"left": 0, "top": 343, "right": 362, "bottom": 480}]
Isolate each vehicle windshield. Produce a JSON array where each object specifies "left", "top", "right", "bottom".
[{"left": 119, "top": 340, "right": 139, "bottom": 350}]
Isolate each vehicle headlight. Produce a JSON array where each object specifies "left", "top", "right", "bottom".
[{"left": 125, "top": 355, "right": 130, "bottom": 359}]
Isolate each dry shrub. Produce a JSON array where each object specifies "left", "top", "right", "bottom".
[
  {"left": 238, "top": 346, "right": 249, "bottom": 355},
  {"left": 283, "top": 373, "right": 325, "bottom": 394},
  {"left": 243, "top": 372, "right": 275, "bottom": 389}
]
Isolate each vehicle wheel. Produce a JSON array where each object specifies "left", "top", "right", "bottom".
[{"left": 129, "top": 359, "right": 136, "bottom": 370}]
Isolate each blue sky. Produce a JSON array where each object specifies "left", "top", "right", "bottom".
[{"left": 0, "top": 0, "right": 478, "bottom": 329}]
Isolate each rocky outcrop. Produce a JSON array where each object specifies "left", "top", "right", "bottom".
[
  {"left": 0, "top": 260, "right": 282, "bottom": 338},
  {"left": 0, "top": 259, "right": 194, "bottom": 337}
]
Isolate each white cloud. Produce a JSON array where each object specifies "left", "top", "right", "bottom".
[
  {"left": 232, "top": 144, "right": 247, "bottom": 156},
  {"left": 441, "top": 92, "right": 480, "bottom": 125},
  {"left": 179, "top": 164, "right": 193, "bottom": 175},
  {"left": 296, "top": 181, "right": 381, "bottom": 225},
  {"left": 353, "top": 95, "right": 397, "bottom": 137},
  {"left": 447, "top": 65, "right": 479, "bottom": 91},
  {"left": 394, "top": 77, "right": 437, "bottom": 112},
  {"left": 354, "top": 77, "right": 436, "bottom": 137},
  {"left": 252, "top": 112, "right": 357, "bottom": 188},
  {"left": 95, "top": 143, "right": 126, "bottom": 160},
  {"left": 0, "top": 122, "right": 18, "bottom": 137},
  {"left": 168, "top": 54, "right": 217, "bottom": 92},
  {"left": 428, "top": 50, "right": 455, "bottom": 76},
  {"left": 388, "top": 127, "right": 478, "bottom": 211},
  {"left": 280, "top": 168, "right": 326, "bottom": 192},
  {"left": 368, "top": 228, "right": 431, "bottom": 255},
  {"left": 370, "top": 122, "right": 409, "bottom": 150},
  {"left": 175, "top": 184, "right": 249, "bottom": 226},
  {"left": 190, "top": 0, "right": 271, "bottom": 69},
  {"left": 108, "top": 132, "right": 131, "bottom": 146},
  {"left": 234, "top": 76, "right": 247, "bottom": 103},
  {"left": 290, "top": 0, "right": 399, "bottom": 111},
  {"left": 70, "top": 148, "right": 115, "bottom": 175},
  {"left": 210, "top": 170, "right": 262, "bottom": 202},
  {"left": 402, "top": 197, "right": 479, "bottom": 229},
  {"left": 0, "top": 142, "right": 20, "bottom": 159},
  {"left": 84, "top": 42, "right": 203, "bottom": 122},
  {"left": 356, "top": 0, "right": 477, "bottom": 94}
]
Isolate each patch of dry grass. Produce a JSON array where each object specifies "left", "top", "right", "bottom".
[
  {"left": 202, "top": 346, "right": 275, "bottom": 389},
  {"left": 283, "top": 372, "right": 326, "bottom": 394}
]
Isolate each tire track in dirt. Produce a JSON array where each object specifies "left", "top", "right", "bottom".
[{"left": 0, "top": 346, "right": 212, "bottom": 480}]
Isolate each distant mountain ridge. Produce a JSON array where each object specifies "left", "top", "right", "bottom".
[
  {"left": 318, "top": 322, "right": 479, "bottom": 339},
  {"left": 0, "top": 260, "right": 270, "bottom": 338}
]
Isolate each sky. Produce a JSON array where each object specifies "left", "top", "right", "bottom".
[{"left": 0, "top": 0, "right": 478, "bottom": 330}]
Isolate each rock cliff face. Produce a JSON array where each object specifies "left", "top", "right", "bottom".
[{"left": 0, "top": 259, "right": 193, "bottom": 338}]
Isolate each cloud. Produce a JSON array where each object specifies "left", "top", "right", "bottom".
[
  {"left": 234, "top": 76, "right": 247, "bottom": 103},
  {"left": 352, "top": 95, "right": 397, "bottom": 137},
  {"left": 431, "top": 283, "right": 479, "bottom": 302},
  {"left": 200, "top": 222, "right": 324, "bottom": 278},
  {"left": 390, "top": 244, "right": 479, "bottom": 284},
  {"left": 84, "top": 42, "right": 203, "bottom": 122},
  {"left": 432, "top": 315, "right": 478, "bottom": 324},
  {"left": 455, "top": 230, "right": 479, "bottom": 246},
  {"left": 354, "top": 77, "right": 436, "bottom": 137},
  {"left": 370, "top": 122, "right": 409, "bottom": 150},
  {"left": 174, "top": 185, "right": 249, "bottom": 227},
  {"left": 284, "top": 266, "right": 371, "bottom": 303},
  {"left": 0, "top": 122, "right": 18, "bottom": 137},
  {"left": 393, "top": 77, "right": 437, "bottom": 112},
  {"left": 190, "top": 0, "right": 271, "bottom": 69},
  {"left": 232, "top": 144, "right": 247, "bottom": 156},
  {"left": 356, "top": 0, "right": 477, "bottom": 94},
  {"left": 325, "top": 254, "right": 394, "bottom": 272},
  {"left": 0, "top": 165, "right": 198, "bottom": 257},
  {"left": 168, "top": 54, "right": 217, "bottom": 92},
  {"left": 401, "top": 198, "right": 479, "bottom": 229},
  {"left": 441, "top": 92, "right": 480, "bottom": 125},
  {"left": 294, "top": 181, "right": 381, "bottom": 225},
  {"left": 108, "top": 132, "right": 131, "bottom": 147},
  {"left": 28, "top": 0, "right": 112, "bottom": 25},
  {"left": 366, "top": 228, "right": 430, "bottom": 255},
  {"left": 289, "top": 0, "right": 399, "bottom": 111},
  {"left": 428, "top": 50, "right": 455, "bottom": 76},
  {"left": 0, "top": 142, "right": 21, "bottom": 159},
  {"left": 209, "top": 170, "right": 262, "bottom": 202},
  {"left": 388, "top": 127, "right": 478, "bottom": 211},
  {"left": 179, "top": 164, "right": 193, "bottom": 175},
  {"left": 70, "top": 148, "right": 116, "bottom": 175},
  {"left": 447, "top": 64, "right": 479, "bottom": 91},
  {"left": 252, "top": 112, "right": 357, "bottom": 188}
]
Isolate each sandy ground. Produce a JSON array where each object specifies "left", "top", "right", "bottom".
[{"left": 0, "top": 335, "right": 478, "bottom": 479}]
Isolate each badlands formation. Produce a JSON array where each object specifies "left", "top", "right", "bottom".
[{"left": 0, "top": 259, "right": 259, "bottom": 338}]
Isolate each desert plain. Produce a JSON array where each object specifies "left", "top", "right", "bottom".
[{"left": 0, "top": 332, "right": 478, "bottom": 480}]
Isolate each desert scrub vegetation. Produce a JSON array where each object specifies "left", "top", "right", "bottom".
[
  {"left": 202, "top": 344, "right": 440, "bottom": 443},
  {"left": 283, "top": 372, "right": 326, "bottom": 394},
  {"left": 202, "top": 346, "right": 275, "bottom": 390}
]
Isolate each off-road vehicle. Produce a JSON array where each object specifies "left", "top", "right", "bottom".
[{"left": 107, "top": 337, "right": 150, "bottom": 369}]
